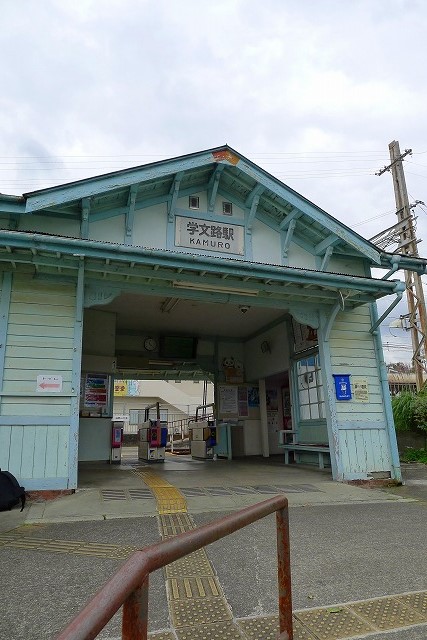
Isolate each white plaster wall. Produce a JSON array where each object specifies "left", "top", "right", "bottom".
[
  {"left": 178, "top": 191, "right": 207, "bottom": 212},
  {"left": 217, "top": 341, "right": 245, "bottom": 380},
  {"left": 213, "top": 196, "right": 245, "bottom": 220},
  {"left": 133, "top": 204, "right": 167, "bottom": 249},
  {"left": 252, "top": 219, "right": 282, "bottom": 265},
  {"left": 245, "top": 321, "right": 290, "bottom": 381},
  {"left": 89, "top": 216, "right": 125, "bottom": 243},
  {"left": 18, "top": 215, "right": 80, "bottom": 237},
  {"left": 328, "top": 256, "right": 366, "bottom": 276},
  {"left": 287, "top": 243, "right": 316, "bottom": 270}
]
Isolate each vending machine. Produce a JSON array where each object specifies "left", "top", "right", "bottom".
[
  {"left": 189, "top": 403, "right": 217, "bottom": 460},
  {"left": 110, "top": 421, "right": 124, "bottom": 464},
  {"left": 138, "top": 402, "right": 168, "bottom": 462}
]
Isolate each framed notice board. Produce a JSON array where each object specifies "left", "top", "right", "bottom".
[{"left": 218, "top": 384, "right": 260, "bottom": 419}]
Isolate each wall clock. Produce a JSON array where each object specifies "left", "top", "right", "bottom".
[{"left": 144, "top": 337, "right": 158, "bottom": 352}]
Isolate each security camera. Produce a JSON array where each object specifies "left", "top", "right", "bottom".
[{"left": 239, "top": 305, "right": 250, "bottom": 313}]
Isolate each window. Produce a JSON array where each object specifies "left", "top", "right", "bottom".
[
  {"left": 296, "top": 354, "right": 324, "bottom": 420},
  {"left": 129, "top": 409, "right": 144, "bottom": 425},
  {"left": 222, "top": 201, "right": 233, "bottom": 215},
  {"left": 189, "top": 196, "right": 199, "bottom": 209}
]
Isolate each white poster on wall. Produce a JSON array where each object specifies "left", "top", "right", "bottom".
[
  {"left": 36, "top": 375, "right": 63, "bottom": 393},
  {"left": 219, "top": 385, "right": 238, "bottom": 415}
]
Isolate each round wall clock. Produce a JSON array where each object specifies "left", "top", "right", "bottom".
[{"left": 144, "top": 337, "right": 158, "bottom": 352}]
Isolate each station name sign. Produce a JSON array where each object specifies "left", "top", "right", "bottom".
[{"left": 175, "top": 216, "right": 244, "bottom": 255}]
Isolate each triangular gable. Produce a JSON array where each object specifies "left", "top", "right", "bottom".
[{"left": 0, "top": 145, "right": 391, "bottom": 265}]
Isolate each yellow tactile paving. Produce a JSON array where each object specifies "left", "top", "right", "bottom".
[
  {"left": 148, "top": 475, "right": 427, "bottom": 639},
  {"left": 159, "top": 512, "right": 194, "bottom": 537},
  {"left": 0, "top": 533, "right": 137, "bottom": 559},
  {"left": 151, "top": 487, "right": 187, "bottom": 514},
  {"left": 167, "top": 576, "right": 222, "bottom": 600},
  {"left": 295, "top": 607, "right": 375, "bottom": 639},
  {"left": 138, "top": 470, "right": 187, "bottom": 514},
  {"left": 136, "top": 471, "right": 172, "bottom": 487},
  {"left": 2, "top": 520, "right": 427, "bottom": 639},
  {"left": 175, "top": 620, "right": 245, "bottom": 639},
  {"left": 159, "top": 511, "right": 234, "bottom": 635},
  {"left": 350, "top": 595, "right": 426, "bottom": 630},
  {"left": 397, "top": 591, "right": 427, "bottom": 619}
]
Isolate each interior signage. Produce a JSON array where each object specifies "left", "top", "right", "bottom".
[{"left": 175, "top": 216, "right": 244, "bottom": 255}]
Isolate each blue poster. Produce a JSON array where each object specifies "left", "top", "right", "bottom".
[{"left": 332, "top": 374, "right": 352, "bottom": 401}]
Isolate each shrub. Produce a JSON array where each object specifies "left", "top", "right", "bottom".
[
  {"left": 391, "top": 392, "right": 416, "bottom": 432},
  {"left": 392, "top": 390, "right": 427, "bottom": 454},
  {"left": 412, "top": 393, "right": 427, "bottom": 432},
  {"left": 400, "top": 448, "right": 427, "bottom": 464}
]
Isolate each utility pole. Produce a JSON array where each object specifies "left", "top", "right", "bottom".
[{"left": 375, "top": 141, "right": 427, "bottom": 390}]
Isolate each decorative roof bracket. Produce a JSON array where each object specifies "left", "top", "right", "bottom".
[
  {"left": 207, "top": 165, "right": 225, "bottom": 212},
  {"left": 80, "top": 198, "right": 91, "bottom": 239},
  {"left": 125, "top": 185, "right": 138, "bottom": 245},
  {"left": 320, "top": 246, "right": 334, "bottom": 271},
  {"left": 279, "top": 209, "right": 302, "bottom": 231},
  {"left": 282, "top": 219, "right": 296, "bottom": 261},
  {"left": 245, "top": 183, "right": 265, "bottom": 208},
  {"left": 315, "top": 234, "right": 340, "bottom": 255},
  {"left": 167, "top": 171, "right": 184, "bottom": 222},
  {"left": 247, "top": 195, "right": 260, "bottom": 234}
]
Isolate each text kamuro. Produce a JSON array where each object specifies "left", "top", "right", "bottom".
[{"left": 189, "top": 238, "right": 231, "bottom": 249}]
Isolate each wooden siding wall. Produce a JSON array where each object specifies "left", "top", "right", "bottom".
[
  {"left": 0, "top": 275, "right": 77, "bottom": 489},
  {"left": 328, "top": 305, "right": 392, "bottom": 477}
]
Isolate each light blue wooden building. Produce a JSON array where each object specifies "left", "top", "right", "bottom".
[{"left": 0, "top": 146, "right": 424, "bottom": 492}]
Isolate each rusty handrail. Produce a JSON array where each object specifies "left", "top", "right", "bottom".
[{"left": 56, "top": 495, "right": 292, "bottom": 640}]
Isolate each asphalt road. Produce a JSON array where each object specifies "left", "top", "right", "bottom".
[{"left": 1, "top": 462, "right": 426, "bottom": 639}]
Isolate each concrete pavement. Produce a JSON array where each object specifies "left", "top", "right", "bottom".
[{"left": 0, "top": 449, "right": 426, "bottom": 639}]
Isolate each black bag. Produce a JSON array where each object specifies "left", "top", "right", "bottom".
[{"left": 0, "top": 469, "right": 26, "bottom": 512}]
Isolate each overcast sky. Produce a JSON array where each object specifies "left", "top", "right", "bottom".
[{"left": 2, "top": 0, "right": 426, "bottom": 362}]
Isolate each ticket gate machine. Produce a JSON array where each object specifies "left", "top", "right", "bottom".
[
  {"left": 110, "top": 421, "right": 124, "bottom": 464},
  {"left": 189, "top": 403, "right": 217, "bottom": 460},
  {"left": 138, "top": 402, "right": 168, "bottom": 462}
]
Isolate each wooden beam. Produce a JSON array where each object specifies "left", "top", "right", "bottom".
[
  {"left": 80, "top": 198, "right": 90, "bottom": 239},
  {"left": 245, "top": 183, "right": 264, "bottom": 207},
  {"left": 207, "top": 165, "right": 225, "bottom": 212},
  {"left": 279, "top": 210, "right": 302, "bottom": 230},
  {"left": 24, "top": 150, "right": 218, "bottom": 212},
  {"left": 315, "top": 234, "right": 340, "bottom": 255},
  {"left": 247, "top": 195, "right": 260, "bottom": 233},
  {"left": 125, "top": 185, "right": 138, "bottom": 245},
  {"left": 282, "top": 219, "right": 296, "bottom": 262},
  {"left": 167, "top": 171, "right": 184, "bottom": 222},
  {"left": 319, "top": 246, "right": 334, "bottom": 271}
]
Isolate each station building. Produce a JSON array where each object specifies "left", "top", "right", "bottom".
[{"left": 0, "top": 146, "right": 425, "bottom": 491}]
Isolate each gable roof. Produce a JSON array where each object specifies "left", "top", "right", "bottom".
[{"left": 1, "top": 145, "right": 426, "bottom": 273}]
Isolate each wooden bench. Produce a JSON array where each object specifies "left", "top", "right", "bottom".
[
  {"left": 278, "top": 431, "right": 330, "bottom": 469},
  {"left": 280, "top": 442, "right": 330, "bottom": 469}
]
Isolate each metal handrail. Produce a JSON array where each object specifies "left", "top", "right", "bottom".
[
  {"left": 195, "top": 402, "right": 215, "bottom": 421},
  {"left": 143, "top": 402, "right": 161, "bottom": 422},
  {"left": 56, "top": 495, "right": 293, "bottom": 640}
]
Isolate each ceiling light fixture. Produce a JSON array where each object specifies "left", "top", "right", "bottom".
[
  {"left": 172, "top": 282, "right": 258, "bottom": 296},
  {"left": 160, "top": 297, "right": 180, "bottom": 313}
]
